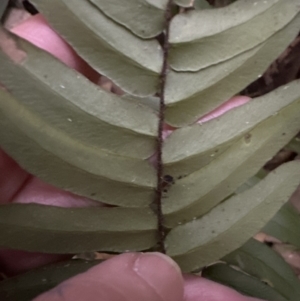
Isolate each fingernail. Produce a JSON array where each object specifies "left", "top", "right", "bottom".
[{"left": 136, "top": 252, "right": 181, "bottom": 274}]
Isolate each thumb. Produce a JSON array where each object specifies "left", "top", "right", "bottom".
[{"left": 34, "top": 252, "right": 184, "bottom": 301}]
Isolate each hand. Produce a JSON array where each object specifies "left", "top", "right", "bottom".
[{"left": 0, "top": 13, "right": 263, "bottom": 301}]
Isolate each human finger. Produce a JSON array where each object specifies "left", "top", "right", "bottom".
[{"left": 34, "top": 253, "right": 184, "bottom": 301}]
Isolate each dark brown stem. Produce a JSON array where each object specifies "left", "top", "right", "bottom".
[{"left": 155, "top": 0, "right": 173, "bottom": 254}]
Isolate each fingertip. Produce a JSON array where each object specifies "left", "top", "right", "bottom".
[
  {"left": 131, "top": 252, "right": 183, "bottom": 301},
  {"left": 146, "top": 252, "right": 182, "bottom": 274},
  {"left": 34, "top": 253, "right": 184, "bottom": 301}
]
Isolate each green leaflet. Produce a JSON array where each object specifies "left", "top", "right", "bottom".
[
  {"left": 263, "top": 203, "right": 300, "bottom": 248},
  {"left": 171, "top": 0, "right": 279, "bottom": 44},
  {"left": 89, "top": 0, "right": 166, "bottom": 39},
  {"left": 122, "top": 94, "right": 160, "bottom": 112},
  {"left": 223, "top": 238, "right": 300, "bottom": 300},
  {"left": 234, "top": 169, "right": 267, "bottom": 194},
  {"left": 202, "top": 263, "right": 288, "bottom": 301},
  {"left": 163, "top": 82, "right": 300, "bottom": 227},
  {"left": 163, "top": 80, "right": 300, "bottom": 176},
  {"left": 169, "top": 0, "right": 298, "bottom": 71},
  {"left": 0, "top": 30, "right": 159, "bottom": 207},
  {"left": 0, "top": 260, "right": 100, "bottom": 301},
  {"left": 166, "top": 42, "right": 260, "bottom": 105},
  {"left": 165, "top": 13, "right": 300, "bottom": 126},
  {"left": 286, "top": 137, "right": 300, "bottom": 154},
  {"left": 0, "top": 91, "right": 154, "bottom": 185},
  {"left": 0, "top": 204, "right": 158, "bottom": 253},
  {"left": 165, "top": 161, "right": 300, "bottom": 272},
  {"left": 194, "top": 0, "right": 213, "bottom": 9},
  {"left": 0, "top": 30, "right": 158, "bottom": 159},
  {"left": 0, "top": 104, "right": 155, "bottom": 207},
  {"left": 145, "top": 0, "right": 168, "bottom": 9},
  {"left": 30, "top": 0, "right": 163, "bottom": 96}
]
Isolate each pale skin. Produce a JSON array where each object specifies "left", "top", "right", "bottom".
[{"left": 0, "top": 15, "right": 265, "bottom": 301}]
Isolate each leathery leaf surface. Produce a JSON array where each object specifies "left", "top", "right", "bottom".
[
  {"left": 1, "top": 0, "right": 300, "bottom": 275},
  {"left": 30, "top": 0, "right": 163, "bottom": 97},
  {"left": 169, "top": 0, "right": 298, "bottom": 71},
  {"left": 0, "top": 260, "right": 100, "bottom": 301},
  {"left": 88, "top": 0, "right": 167, "bottom": 39},
  {"left": 222, "top": 238, "right": 300, "bottom": 300},
  {"left": 263, "top": 203, "right": 300, "bottom": 248},
  {"left": 163, "top": 80, "right": 300, "bottom": 177},
  {"left": 202, "top": 263, "right": 288, "bottom": 301},
  {"left": 165, "top": 12, "right": 300, "bottom": 126},
  {"left": 0, "top": 204, "right": 158, "bottom": 253},
  {"left": 163, "top": 81, "right": 300, "bottom": 227},
  {"left": 166, "top": 161, "right": 300, "bottom": 272},
  {"left": 0, "top": 29, "right": 157, "bottom": 207}
]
